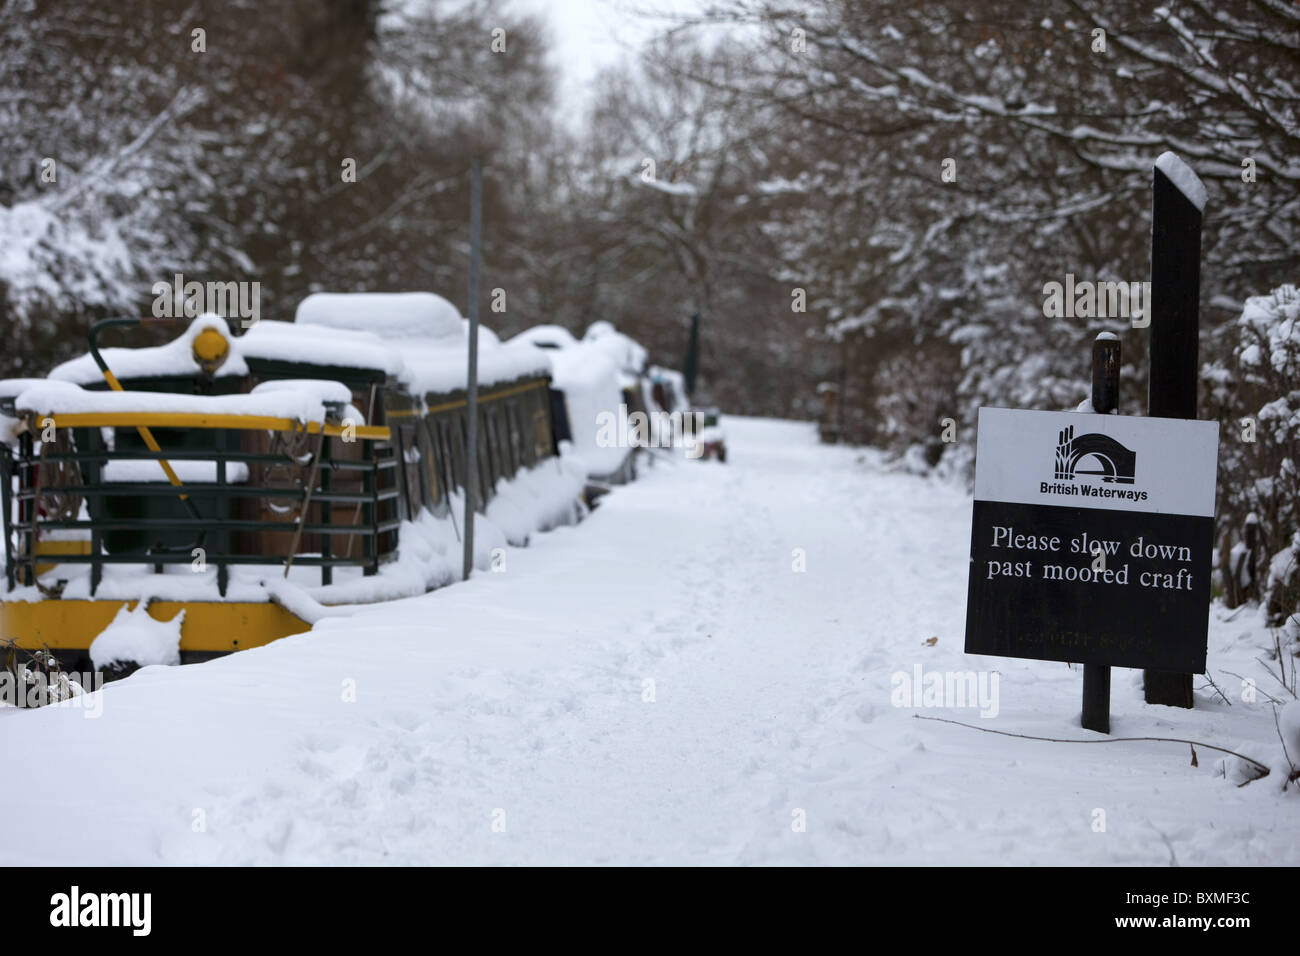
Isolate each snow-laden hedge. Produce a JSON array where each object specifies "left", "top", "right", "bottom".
[{"left": 1204, "top": 284, "right": 1300, "bottom": 635}]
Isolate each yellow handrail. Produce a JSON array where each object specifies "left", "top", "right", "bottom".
[
  {"left": 98, "top": 367, "right": 190, "bottom": 496},
  {"left": 38, "top": 411, "right": 391, "bottom": 441}
]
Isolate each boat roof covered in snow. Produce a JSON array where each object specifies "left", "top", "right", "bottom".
[{"left": 36, "top": 294, "right": 554, "bottom": 402}]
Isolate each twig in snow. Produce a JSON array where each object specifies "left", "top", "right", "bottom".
[
  {"left": 912, "top": 714, "right": 1272, "bottom": 776},
  {"left": 1255, "top": 654, "right": 1297, "bottom": 698},
  {"left": 1151, "top": 823, "right": 1179, "bottom": 867},
  {"left": 1200, "top": 672, "right": 1232, "bottom": 706},
  {"left": 1267, "top": 629, "right": 1298, "bottom": 698},
  {"left": 1223, "top": 669, "right": 1284, "bottom": 705}
]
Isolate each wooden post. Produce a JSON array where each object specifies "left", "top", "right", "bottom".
[
  {"left": 683, "top": 312, "right": 701, "bottom": 399},
  {"left": 1145, "top": 153, "right": 1204, "bottom": 709},
  {"left": 1082, "top": 333, "right": 1120, "bottom": 734}
]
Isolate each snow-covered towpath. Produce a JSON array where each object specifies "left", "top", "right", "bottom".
[{"left": 1, "top": 418, "right": 1295, "bottom": 864}]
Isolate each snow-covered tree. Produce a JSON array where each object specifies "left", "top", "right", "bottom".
[{"left": 1204, "top": 284, "right": 1300, "bottom": 632}]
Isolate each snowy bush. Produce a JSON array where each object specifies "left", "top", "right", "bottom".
[
  {"left": 1203, "top": 284, "right": 1300, "bottom": 635},
  {"left": 1, "top": 639, "right": 82, "bottom": 708}
]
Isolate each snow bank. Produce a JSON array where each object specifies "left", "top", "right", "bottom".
[
  {"left": 300, "top": 457, "right": 586, "bottom": 605},
  {"left": 49, "top": 315, "right": 249, "bottom": 385},
  {"left": 485, "top": 455, "right": 587, "bottom": 546},
  {"left": 89, "top": 601, "right": 184, "bottom": 670},
  {"left": 259, "top": 578, "right": 358, "bottom": 626}
]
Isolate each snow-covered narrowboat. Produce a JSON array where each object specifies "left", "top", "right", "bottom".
[{"left": 0, "top": 292, "right": 613, "bottom": 672}]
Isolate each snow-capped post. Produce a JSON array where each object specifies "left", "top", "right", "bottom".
[
  {"left": 1144, "top": 152, "right": 1206, "bottom": 709},
  {"left": 1082, "top": 332, "right": 1120, "bottom": 734},
  {"left": 463, "top": 157, "right": 482, "bottom": 582}
]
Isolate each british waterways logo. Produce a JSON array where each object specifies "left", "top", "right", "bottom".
[{"left": 1043, "top": 425, "right": 1147, "bottom": 501}]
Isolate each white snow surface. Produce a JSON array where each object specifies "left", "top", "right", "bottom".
[
  {"left": 398, "top": 338, "right": 551, "bottom": 398},
  {"left": 465, "top": 320, "right": 501, "bottom": 349},
  {"left": 239, "top": 320, "right": 401, "bottom": 376},
  {"left": 2, "top": 417, "right": 1295, "bottom": 865},
  {"left": 0, "top": 378, "right": 49, "bottom": 398},
  {"left": 16, "top": 380, "right": 337, "bottom": 424},
  {"left": 584, "top": 320, "right": 648, "bottom": 374},
  {"left": 251, "top": 378, "right": 353, "bottom": 405},
  {"left": 1155, "top": 151, "right": 1208, "bottom": 213},
  {"left": 509, "top": 324, "right": 637, "bottom": 478},
  {"left": 509, "top": 324, "right": 580, "bottom": 351},
  {"left": 549, "top": 344, "right": 631, "bottom": 478},
  {"left": 296, "top": 292, "right": 464, "bottom": 340}
]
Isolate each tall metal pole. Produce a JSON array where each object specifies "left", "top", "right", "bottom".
[{"left": 462, "top": 158, "right": 482, "bottom": 581}]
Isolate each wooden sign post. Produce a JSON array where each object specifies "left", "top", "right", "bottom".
[
  {"left": 1145, "top": 152, "right": 1207, "bottom": 708},
  {"left": 1081, "top": 333, "right": 1121, "bottom": 733}
]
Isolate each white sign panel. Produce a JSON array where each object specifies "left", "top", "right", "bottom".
[{"left": 973, "top": 407, "right": 1218, "bottom": 518}]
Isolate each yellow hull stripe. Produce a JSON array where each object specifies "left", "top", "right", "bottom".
[
  {"left": 1, "top": 599, "right": 311, "bottom": 653},
  {"left": 44, "top": 413, "right": 389, "bottom": 441},
  {"left": 387, "top": 379, "right": 550, "bottom": 419}
]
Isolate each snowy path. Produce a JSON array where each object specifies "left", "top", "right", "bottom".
[{"left": 1, "top": 418, "right": 1295, "bottom": 865}]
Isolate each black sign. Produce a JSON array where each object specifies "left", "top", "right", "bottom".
[{"left": 964, "top": 408, "right": 1219, "bottom": 672}]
